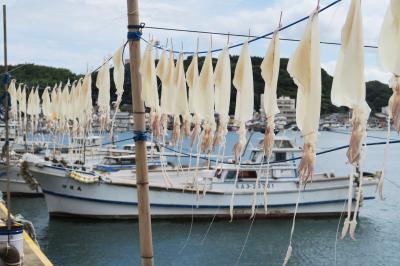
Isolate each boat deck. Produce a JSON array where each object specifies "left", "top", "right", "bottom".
[{"left": 0, "top": 202, "right": 53, "bottom": 266}]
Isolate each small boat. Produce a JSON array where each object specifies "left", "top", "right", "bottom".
[{"left": 23, "top": 136, "right": 380, "bottom": 219}]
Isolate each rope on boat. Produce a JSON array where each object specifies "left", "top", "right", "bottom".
[
  {"left": 19, "top": 160, "right": 39, "bottom": 191},
  {"left": 68, "top": 171, "right": 99, "bottom": 184}
]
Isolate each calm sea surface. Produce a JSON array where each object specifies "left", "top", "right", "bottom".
[{"left": 10, "top": 130, "right": 400, "bottom": 265}]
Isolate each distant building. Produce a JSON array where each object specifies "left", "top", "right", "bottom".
[
  {"left": 260, "top": 95, "right": 296, "bottom": 126},
  {"left": 276, "top": 96, "right": 296, "bottom": 124}
]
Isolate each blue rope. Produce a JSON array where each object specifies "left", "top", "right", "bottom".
[
  {"left": 133, "top": 130, "right": 150, "bottom": 142},
  {"left": 2, "top": 72, "right": 11, "bottom": 85},
  {"left": 141, "top": 0, "right": 342, "bottom": 55},
  {"left": 127, "top": 31, "right": 142, "bottom": 41},
  {"left": 156, "top": 139, "right": 400, "bottom": 166}
]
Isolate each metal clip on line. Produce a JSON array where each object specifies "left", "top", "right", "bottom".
[
  {"left": 127, "top": 22, "right": 145, "bottom": 41},
  {"left": 133, "top": 131, "right": 150, "bottom": 142}
]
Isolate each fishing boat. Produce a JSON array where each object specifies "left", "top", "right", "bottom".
[
  {"left": 22, "top": 136, "right": 380, "bottom": 218},
  {"left": 0, "top": 159, "right": 41, "bottom": 196}
]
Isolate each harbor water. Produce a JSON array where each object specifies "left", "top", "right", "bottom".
[{"left": 10, "top": 130, "right": 400, "bottom": 265}]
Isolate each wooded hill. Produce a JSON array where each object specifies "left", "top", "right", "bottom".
[{"left": 1, "top": 57, "right": 392, "bottom": 114}]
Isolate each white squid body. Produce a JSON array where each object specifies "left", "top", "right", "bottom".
[
  {"left": 96, "top": 62, "right": 111, "bottom": 131},
  {"left": 60, "top": 82, "right": 70, "bottom": 126},
  {"left": 186, "top": 52, "right": 200, "bottom": 115},
  {"left": 198, "top": 50, "right": 216, "bottom": 152},
  {"left": 51, "top": 83, "right": 61, "bottom": 121},
  {"left": 7, "top": 79, "right": 18, "bottom": 120},
  {"left": 260, "top": 30, "right": 280, "bottom": 158},
  {"left": 156, "top": 50, "right": 170, "bottom": 117},
  {"left": 379, "top": 0, "right": 400, "bottom": 133},
  {"left": 331, "top": 0, "right": 370, "bottom": 166},
  {"left": 71, "top": 79, "right": 83, "bottom": 135},
  {"left": 80, "top": 75, "right": 93, "bottom": 131},
  {"left": 113, "top": 46, "right": 125, "bottom": 111},
  {"left": 331, "top": 0, "right": 370, "bottom": 239},
  {"left": 232, "top": 41, "right": 253, "bottom": 161},
  {"left": 214, "top": 46, "right": 231, "bottom": 148},
  {"left": 174, "top": 52, "right": 190, "bottom": 136},
  {"left": 287, "top": 10, "right": 321, "bottom": 183},
  {"left": 31, "top": 87, "right": 41, "bottom": 132},
  {"left": 186, "top": 53, "right": 201, "bottom": 147},
  {"left": 140, "top": 42, "right": 161, "bottom": 138},
  {"left": 379, "top": 0, "right": 400, "bottom": 75},
  {"left": 26, "top": 88, "right": 36, "bottom": 131},
  {"left": 20, "top": 86, "right": 27, "bottom": 130},
  {"left": 233, "top": 41, "right": 254, "bottom": 125},
  {"left": 74, "top": 79, "right": 83, "bottom": 120},
  {"left": 15, "top": 83, "right": 23, "bottom": 125},
  {"left": 159, "top": 50, "right": 176, "bottom": 116},
  {"left": 140, "top": 42, "right": 159, "bottom": 111},
  {"left": 41, "top": 86, "right": 51, "bottom": 119},
  {"left": 68, "top": 81, "right": 77, "bottom": 121}
]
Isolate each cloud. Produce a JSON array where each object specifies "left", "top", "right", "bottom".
[{"left": 0, "top": 0, "right": 391, "bottom": 83}]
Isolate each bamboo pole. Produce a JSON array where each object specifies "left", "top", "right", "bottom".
[
  {"left": 2, "top": 3, "right": 11, "bottom": 234},
  {"left": 126, "top": 0, "right": 154, "bottom": 265}
]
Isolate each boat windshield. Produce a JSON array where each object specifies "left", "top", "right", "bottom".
[{"left": 102, "top": 157, "right": 136, "bottom": 165}]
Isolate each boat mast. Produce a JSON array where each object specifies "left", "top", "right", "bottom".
[
  {"left": 126, "top": 0, "right": 154, "bottom": 265},
  {"left": 2, "top": 2, "right": 11, "bottom": 233}
]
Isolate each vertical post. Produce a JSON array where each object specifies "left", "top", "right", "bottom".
[
  {"left": 126, "top": 0, "right": 154, "bottom": 265},
  {"left": 3, "top": 3, "right": 11, "bottom": 233}
]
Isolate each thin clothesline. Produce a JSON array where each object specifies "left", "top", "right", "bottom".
[
  {"left": 142, "top": 25, "right": 378, "bottom": 49},
  {"left": 138, "top": 0, "right": 342, "bottom": 54}
]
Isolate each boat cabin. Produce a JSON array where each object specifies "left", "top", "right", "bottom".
[
  {"left": 249, "top": 137, "right": 300, "bottom": 164},
  {"left": 94, "top": 155, "right": 164, "bottom": 172},
  {"left": 122, "top": 142, "right": 160, "bottom": 154}
]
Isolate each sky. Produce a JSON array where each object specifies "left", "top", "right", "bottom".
[{"left": 0, "top": 0, "right": 392, "bottom": 83}]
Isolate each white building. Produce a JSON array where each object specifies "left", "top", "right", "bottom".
[{"left": 260, "top": 95, "right": 296, "bottom": 125}]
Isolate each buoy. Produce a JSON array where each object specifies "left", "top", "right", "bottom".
[{"left": 0, "top": 244, "right": 21, "bottom": 266}]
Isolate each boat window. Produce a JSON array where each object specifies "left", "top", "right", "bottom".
[
  {"left": 225, "top": 171, "right": 237, "bottom": 180},
  {"left": 225, "top": 170, "right": 257, "bottom": 180},
  {"left": 238, "top": 171, "right": 257, "bottom": 179},
  {"left": 102, "top": 157, "right": 135, "bottom": 165},
  {"left": 124, "top": 146, "right": 135, "bottom": 152},
  {"left": 250, "top": 151, "right": 258, "bottom": 162},
  {"left": 274, "top": 140, "right": 293, "bottom": 148},
  {"left": 275, "top": 152, "right": 286, "bottom": 161},
  {"left": 120, "top": 158, "right": 135, "bottom": 165}
]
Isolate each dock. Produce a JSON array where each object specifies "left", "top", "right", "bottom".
[{"left": 0, "top": 202, "right": 53, "bottom": 266}]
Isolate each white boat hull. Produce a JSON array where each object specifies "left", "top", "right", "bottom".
[
  {"left": 29, "top": 163, "right": 378, "bottom": 219},
  {"left": 0, "top": 164, "right": 42, "bottom": 196}
]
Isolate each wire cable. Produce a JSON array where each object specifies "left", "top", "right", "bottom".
[
  {"left": 143, "top": 25, "right": 378, "bottom": 49},
  {"left": 140, "top": 0, "right": 343, "bottom": 54}
]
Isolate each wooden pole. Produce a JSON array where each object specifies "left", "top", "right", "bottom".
[
  {"left": 2, "top": 3, "right": 11, "bottom": 234},
  {"left": 126, "top": 0, "right": 154, "bottom": 265}
]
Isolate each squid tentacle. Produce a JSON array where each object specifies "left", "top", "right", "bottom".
[{"left": 298, "top": 142, "right": 315, "bottom": 184}]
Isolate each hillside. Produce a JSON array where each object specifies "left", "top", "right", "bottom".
[{"left": 1, "top": 58, "right": 392, "bottom": 114}]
